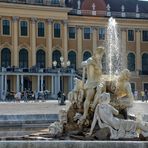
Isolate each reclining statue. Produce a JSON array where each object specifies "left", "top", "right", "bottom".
[{"left": 88, "top": 92, "right": 148, "bottom": 139}]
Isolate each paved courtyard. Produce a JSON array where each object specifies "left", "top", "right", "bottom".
[
  {"left": 0, "top": 100, "right": 70, "bottom": 115},
  {"left": 0, "top": 100, "right": 147, "bottom": 116}
]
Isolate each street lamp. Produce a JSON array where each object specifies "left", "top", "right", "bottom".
[
  {"left": 52, "top": 61, "right": 57, "bottom": 68},
  {"left": 59, "top": 56, "right": 71, "bottom": 92}
]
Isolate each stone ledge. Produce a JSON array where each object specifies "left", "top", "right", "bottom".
[
  {"left": 0, "top": 141, "right": 147, "bottom": 148},
  {"left": 0, "top": 114, "right": 58, "bottom": 127}
]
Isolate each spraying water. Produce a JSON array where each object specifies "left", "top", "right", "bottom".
[{"left": 106, "top": 17, "right": 122, "bottom": 80}]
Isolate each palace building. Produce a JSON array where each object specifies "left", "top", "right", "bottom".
[{"left": 0, "top": 0, "right": 147, "bottom": 99}]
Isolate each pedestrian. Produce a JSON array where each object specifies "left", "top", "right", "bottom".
[
  {"left": 134, "top": 90, "right": 138, "bottom": 100},
  {"left": 15, "top": 91, "right": 21, "bottom": 102},
  {"left": 23, "top": 89, "right": 28, "bottom": 102},
  {"left": 144, "top": 89, "right": 148, "bottom": 102},
  {"left": 34, "top": 90, "right": 38, "bottom": 102},
  {"left": 141, "top": 90, "right": 145, "bottom": 102}
]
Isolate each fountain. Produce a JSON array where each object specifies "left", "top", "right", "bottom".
[
  {"left": 0, "top": 18, "right": 148, "bottom": 148},
  {"left": 106, "top": 17, "right": 123, "bottom": 79}
]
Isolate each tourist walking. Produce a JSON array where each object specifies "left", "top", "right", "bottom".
[
  {"left": 134, "top": 90, "right": 138, "bottom": 100},
  {"left": 23, "top": 89, "right": 28, "bottom": 102},
  {"left": 15, "top": 91, "right": 21, "bottom": 102},
  {"left": 141, "top": 90, "right": 145, "bottom": 102},
  {"left": 144, "top": 89, "right": 148, "bottom": 102},
  {"left": 34, "top": 90, "right": 38, "bottom": 101}
]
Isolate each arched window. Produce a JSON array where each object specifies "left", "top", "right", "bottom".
[
  {"left": 52, "top": 50, "right": 61, "bottom": 68},
  {"left": 19, "top": 48, "right": 28, "bottom": 68},
  {"left": 127, "top": 53, "right": 135, "bottom": 71},
  {"left": 83, "top": 51, "right": 91, "bottom": 61},
  {"left": 36, "top": 49, "right": 45, "bottom": 68},
  {"left": 1, "top": 48, "right": 11, "bottom": 67},
  {"left": 142, "top": 53, "right": 148, "bottom": 75},
  {"left": 68, "top": 51, "right": 76, "bottom": 69}
]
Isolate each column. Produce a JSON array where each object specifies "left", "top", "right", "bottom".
[
  {"left": 12, "top": 16, "right": 19, "bottom": 66},
  {"left": 16, "top": 75, "right": 20, "bottom": 92},
  {"left": 57, "top": 73, "right": 61, "bottom": 93},
  {"left": 41, "top": 75, "right": 44, "bottom": 91},
  {"left": 77, "top": 26, "right": 83, "bottom": 68},
  {"left": 121, "top": 28, "right": 127, "bottom": 69},
  {"left": 63, "top": 20, "right": 68, "bottom": 64},
  {"left": 51, "top": 76, "right": 54, "bottom": 95},
  {"left": 70, "top": 75, "right": 73, "bottom": 91},
  {"left": 37, "top": 75, "right": 40, "bottom": 92},
  {"left": 46, "top": 19, "right": 53, "bottom": 67},
  {"left": 136, "top": 29, "right": 141, "bottom": 74},
  {"left": 54, "top": 75, "right": 58, "bottom": 96},
  {"left": 1, "top": 75, "right": 4, "bottom": 92},
  {"left": 4, "top": 75, "right": 7, "bottom": 99},
  {"left": 0, "top": 75, "right": 4, "bottom": 100},
  {"left": 31, "top": 17, "right": 37, "bottom": 66},
  {"left": 21, "top": 75, "right": 24, "bottom": 92},
  {"left": 92, "top": 27, "right": 97, "bottom": 53}
]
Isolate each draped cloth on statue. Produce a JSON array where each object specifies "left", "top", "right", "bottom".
[{"left": 94, "top": 104, "right": 138, "bottom": 139}]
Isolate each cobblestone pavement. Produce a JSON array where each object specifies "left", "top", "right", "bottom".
[{"left": 0, "top": 100, "right": 147, "bottom": 116}]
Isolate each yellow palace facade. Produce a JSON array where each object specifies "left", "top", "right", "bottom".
[{"left": 0, "top": 0, "right": 147, "bottom": 99}]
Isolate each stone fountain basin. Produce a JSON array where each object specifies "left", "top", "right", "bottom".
[{"left": 0, "top": 141, "right": 147, "bottom": 148}]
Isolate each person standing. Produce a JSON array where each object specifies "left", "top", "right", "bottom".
[
  {"left": 144, "top": 89, "right": 148, "bottom": 102},
  {"left": 141, "top": 90, "right": 145, "bottom": 102},
  {"left": 23, "top": 89, "right": 28, "bottom": 102},
  {"left": 34, "top": 90, "right": 38, "bottom": 102},
  {"left": 134, "top": 90, "right": 138, "bottom": 100}
]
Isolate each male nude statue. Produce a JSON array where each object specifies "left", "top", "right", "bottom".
[{"left": 80, "top": 47, "right": 105, "bottom": 123}]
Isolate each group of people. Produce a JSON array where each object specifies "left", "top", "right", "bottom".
[
  {"left": 134, "top": 89, "right": 148, "bottom": 102},
  {"left": 14, "top": 90, "right": 50, "bottom": 102}
]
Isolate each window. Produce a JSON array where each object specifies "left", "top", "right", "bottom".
[
  {"left": 83, "top": 51, "right": 91, "bottom": 61},
  {"left": 36, "top": 49, "right": 45, "bottom": 68},
  {"left": 128, "top": 30, "right": 134, "bottom": 41},
  {"left": 54, "top": 23, "right": 61, "bottom": 38},
  {"left": 51, "top": 0, "right": 60, "bottom": 4},
  {"left": 19, "top": 48, "right": 28, "bottom": 68},
  {"left": 142, "top": 53, "right": 148, "bottom": 75},
  {"left": 68, "top": 51, "right": 76, "bottom": 69},
  {"left": 84, "top": 27, "right": 91, "bottom": 39},
  {"left": 2, "top": 19, "right": 10, "bottom": 35},
  {"left": 36, "top": 0, "right": 43, "bottom": 3},
  {"left": 127, "top": 53, "right": 135, "bottom": 71},
  {"left": 69, "top": 27, "right": 76, "bottom": 39},
  {"left": 142, "top": 31, "right": 148, "bottom": 41},
  {"left": 18, "top": 0, "right": 26, "bottom": 3},
  {"left": 130, "top": 83, "right": 135, "bottom": 93},
  {"left": 20, "top": 21, "right": 28, "bottom": 36},
  {"left": 1, "top": 48, "right": 11, "bottom": 67},
  {"left": 38, "top": 22, "right": 44, "bottom": 37},
  {"left": 144, "top": 83, "right": 148, "bottom": 91},
  {"left": 99, "top": 27, "right": 105, "bottom": 40}
]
